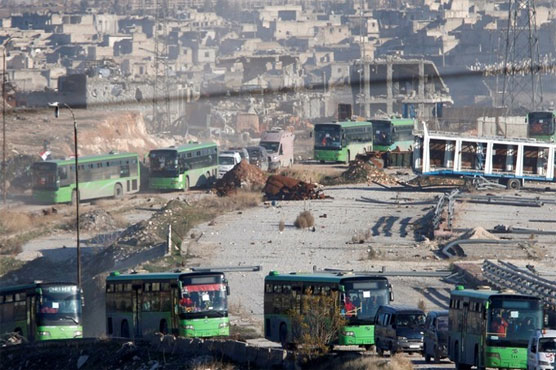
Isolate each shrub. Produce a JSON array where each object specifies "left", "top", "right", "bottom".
[{"left": 294, "top": 210, "right": 314, "bottom": 229}]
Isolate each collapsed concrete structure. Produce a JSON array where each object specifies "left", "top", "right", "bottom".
[{"left": 352, "top": 58, "right": 453, "bottom": 120}]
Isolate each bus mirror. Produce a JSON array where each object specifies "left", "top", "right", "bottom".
[
  {"left": 485, "top": 301, "right": 490, "bottom": 309},
  {"left": 390, "top": 291, "right": 394, "bottom": 302},
  {"left": 309, "top": 131, "right": 313, "bottom": 138},
  {"left": 226, "top": 285, "right": 230, "bottom": 296},
  {"left": 339, "top": 285, "right": 345, "bottom": 292}
]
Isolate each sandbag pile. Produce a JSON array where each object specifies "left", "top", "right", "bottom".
[
  {"left": 214, "top": 160, "right": 267, "bottom": 196},
  {"left": 263, "top": 175, "right": 327, "bottom": 200}
]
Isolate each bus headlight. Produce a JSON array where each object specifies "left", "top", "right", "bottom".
[
  {"left": 343, "top": 331, "right": 355, "bottom": 336},
  {"left": 185, "top": 325, "right": 195, "bottom": 330},
  {"left": 74, "top": 330, "right": 83, "bottom": 337},
  {"left": 397, "top": 336, "right": 407, "bottom": 341},
  {"left": 219, "top": 322, "right": 229, "bottom": 328},
  {"left": 39, "top": 331, "right": 50, "bottom": 337},
  {"left": 486, "top": 352, "right": 500, "bottom": 360}
]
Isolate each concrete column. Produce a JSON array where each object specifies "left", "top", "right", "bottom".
[
  {"left": 418, "top": 61, "right": 425, "bottom": 119},
  {"left": 443, "top": 141, "right": 454, "bottom": 168},
  {"left": 413, "top": 138, "right": 422, "bottom": 170},
  {"left": 386, "top": 62, "right": 393, "bottom": 115},
  {"left": 537, "top": 148, "right": 546, "bottom": 176},
  {"left": 505, "top": 145, "right": 515, "bottom": 172}
]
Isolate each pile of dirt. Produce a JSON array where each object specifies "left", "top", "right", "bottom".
[
  {"left": 263, "top": 175, "right": 327, "bottom": 200},
  {"left": 214, "top": 160, "right": 267, "bottom": 196},
  {"left": 78, "top": 209, "right": 119, "bottom": 232},
  {"left": 459, "top": 226, "right": 499, "bottom": 240}
]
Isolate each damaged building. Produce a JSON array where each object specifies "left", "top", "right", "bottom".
[{"left": 351, "top": 58, "right": 453, "bottom": 121}]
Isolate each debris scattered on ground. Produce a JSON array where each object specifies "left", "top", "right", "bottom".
[
  {"left": 263, "top": 175, "right": 327, "bottom": 200},
  {"left": 407, "top": 175, "right": 464, "bottom": 187},
  {"left": 214, "top": 160, "right": 266, "bottom": 196},
  {"left": 339, "top": 156, "right": 399, "bottom": 185},
  {"left": 78, "top": 209, "right": 119, "bottom": 232}
]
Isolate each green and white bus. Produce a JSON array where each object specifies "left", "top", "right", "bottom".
[
  {"left": 371, "top": 118, "right": 415, "bottom": 152},
  {"left": 264, "top": 271, "right": 392, "bottom": 349},
  {"left": 148, "top": 143, "right": 218, "bottom": 190},
  {"left": 448, "top": 287, "right": 543, "bottom": 369},
  {"left": 527, "top": 111, "right": 556, "bottom": 142},
  {"left": 106, "top": 270, "right": 233, "bottom": 339},
  {"left": 314, "top": 121, "right": 373, "bottom": 163},
  {"left": 31, "top": 152, "right": 140, "bottom": 204},
  {"left": 0, "top": 282, "right": 83, "bottom": 341}
]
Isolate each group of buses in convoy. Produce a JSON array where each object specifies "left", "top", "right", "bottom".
[{"left": 1, "top": 269, "right": 555, "bottom": 370}]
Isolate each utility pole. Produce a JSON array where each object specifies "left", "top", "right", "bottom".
[
  {"left": 501, "top": 0, "right": 543, "bottom": 113},
  {"left": 2, "top": 46, "right": 6, "bottom": 204}
]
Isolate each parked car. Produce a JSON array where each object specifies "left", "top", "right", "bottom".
[
  {"left": 375, "top": 305, "right": 426, "bottom": 356},
  {"left": 423, "top": 310, "right": 449, "bottom": 363},
  {"left": 260, "top": 129, "right": 295, "bottom": 170},
  {"left": 227, "top": 147, "right": 250, "bottom": 164},
  {"left": 246, "top": 146, "right": 269, "bottom": 171},
  {"left": 528, "top": 329, "right": 556, "bottom": 370},
  {"left": 217, "top": 152, "right": 241, "bottom": 179}
]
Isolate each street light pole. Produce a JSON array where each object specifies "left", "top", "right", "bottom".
[{"left": 52, "top": 102, "right": 81, "bottom": 288}]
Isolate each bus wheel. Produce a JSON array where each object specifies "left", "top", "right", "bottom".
[
  {"left": 319, "top": 160, "right": 325, "bottom": 164},
  {"left": 71, "top": 190, "right": 79, "bottom": 206},
  {"left": 279, "top": 323, "right": 288, "bottom": 349},
  {"left": 507, "top": 178, "right": 521, "bottom": 190},
  {"left": 159, "top": 319, "right": 168, "bottom": 335},
  {"left": 377, "top": 346, "right": 384, "bottom": 357},
  {"left": 205, "top": 172, "right": 210, "bottom": 186},
  {"left": 184, "top": 176, "right": 190, "bottom": 191},
  {"left": 114, "top": 183, "right": 123, "bottom": 199},
  {"left": 121, "top": 320, "right": 130, "bottom": 338},
  {"left": 434, "top": 346, "right": 441, "bottom": 363},
  {"left": 363, "top": 345, "right": 375, "bottom": 352}
]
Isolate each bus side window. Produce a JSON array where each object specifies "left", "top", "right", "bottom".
[{"left": 265, "top": 283, "right": 273, "bottom": 294}]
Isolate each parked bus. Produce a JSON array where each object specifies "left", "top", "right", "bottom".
[
  {"left": 313, "top": 121, "right": 374, "bottom": 163},
  {"left": 0, "top": 282, "right": 83, "bottom": 341},
  {"left": 264, "top": 271, "right": 393, "bottom": 349},
  {"left": 32, "top": 152, "right": 140, "bottom": 204},
  {"left": 105, "top": 267, "right": 259, "bottom": 339},
  {"left": 371, "top": 118, "right": 415, "bottom": 152},
  {"left": 527, "top": 111, "right": 556, "bottom": 142},
  {"left": 148, "top": 143, "right": 218, "bottom": 190},
  {"left": 448, "top": 286, "right": 543, "bottom": 369}
]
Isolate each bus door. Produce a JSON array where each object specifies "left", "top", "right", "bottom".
[
  {"left": 27, "top": 295, "right": 36, "bottom": 341},
  {"left": 171, "top": 284, "right": 180, "bottom": 335},
  {"left": 133, "top": 284, "right": 142, "bottom": 338},
  {"left": 461, "top": 297, "right": 471, "bottom": 364}
]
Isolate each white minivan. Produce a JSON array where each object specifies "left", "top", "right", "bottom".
[
  {"left": 217, "top": 152, "right": 241, "bottom": 179},
  {"left": 528, "top": 329, "right": 556, "bottom": 370}
]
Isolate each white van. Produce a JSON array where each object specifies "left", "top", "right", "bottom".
[
  {"left": 528, "top": 329, "right": 556, "bottom": 370},
  {"left": 218, "top": 152, "right": 241, "bottom": 179},
  {"left": 260, "top": 129, "right": 295, "bottom": 170}
]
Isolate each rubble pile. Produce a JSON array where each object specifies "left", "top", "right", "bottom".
[
  {"left": 214, "top": 160, "right": 267, "bottom": 196},
  {"left": 78, "top": 209, "right": 118, "bottom": 232},
  {"left": 263, "top": 175, "right": 327, "bottom": 200},
  {"left": 407, "top": 175, "right": 464, "bottom": 187},
  {"left": 339, "top": 158, "right": 399, "bottom": 185}
]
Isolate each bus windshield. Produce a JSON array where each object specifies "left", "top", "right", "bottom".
[
  {"left": 343, "top": 279, "right": 389, "bottom": 323},
  {"left": 179, "top": 283, "right": 227, "bottom": 316},
  {"left": 149, "top": 150, "right": 178, "bottom": 175},
  {"left": 487, "top": 298, "right": 542, "bottom": 346},
  {"left": 32, "top": 162, "right": 58, "bottom": 190},
  {"left": 372, "top": 120, "right": 393, "bottom": 145},
  {"left": 260, "top": 141, "right": 279, "bottom": 153},
  {"left": 528, "top": 112, "right": 555, "bottom": 136},
  {"left": 38, "top": 286, "right": 82, "bottom": 325},
  {"left": 314, "top": 125, "right": 341, "bottom": 149},
  {"left": 539, "top": 338, "right": 556, "bottom": 353}
]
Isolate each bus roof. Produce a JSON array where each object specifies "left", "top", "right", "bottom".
[
  {"left": 265, "top": 271, "right": 388, "bottom": 284},
  {"left": 106, "top": 271, "right": 225, "bottom": 282},
  {"left": 0, "top": 281, "right": 77, "bottom": 294},
  {"left": 370, "top": 118, "right": 414, "bottom": 127},
  {"left": 39, "top": 152, "right": 138, "bottom": 166},
  {"left": 150, "top": 142, "right": 217, "bottom": 153},
  {"left": 316, "top": 121, "right": 372, "bottom": 129},
  {"left": 450, "top": 288, "right": 538, "bottom": 301}
]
